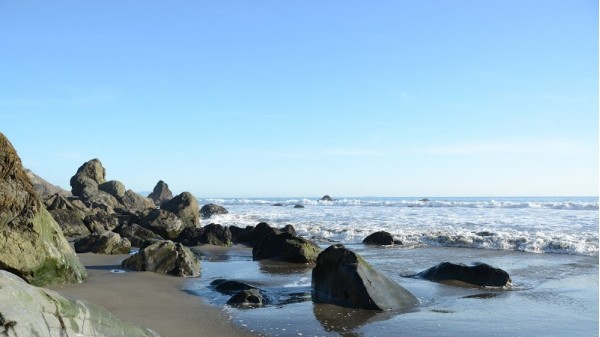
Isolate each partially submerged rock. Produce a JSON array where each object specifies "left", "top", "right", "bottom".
[
  {"left": 0, "top": 270, "right": 160, "bottom": 337},
  {"left": 413, "top": 262, "right": 511, "bottom": 287},
  {"left": 226, "top": 288, "right": 270, "bottom": 308},
  {"left": 320, "top": 195, "right": 333, "bottom": 201},
  {"left": 0, "top": 132, "right": 86, "bottom": 286},
  {"left": 312, "top": 244, "right": 418, "bottom": 311},
  {"left": 253, "top": 232, "right": 321, "bottom": 263},
  {"left": 121, "top": 240, "right": 200, "bottom": 277},
  {"left": 363, "top": 231, "right": 402, "bottom": 246},
  {"left": 200, "top": 203, "right": 229, "bottom": 219}
]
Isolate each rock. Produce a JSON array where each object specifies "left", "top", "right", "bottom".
[
  {"left": 120, "top": 189, "right": 155, "bottom": 213},
  {"left": 25, "top": 169, "right": 70, "bottom": 199},
  {"left": 414, "top": 262, "right": 511, "bottom": 287},
  {"left": 0, "top": 132, "right": 86, "bottom": 286},
  {"left": 229, "top": 225, "right": 254, "bottom": 244},
  {"left": 0, "top": 270, "right": 160, "bottom": 337},
  {"left": 85, "top": 190, "right": 123, "bottom": 213},
  {"left": 362, "top": 231, "right": 401, "bottom": 245},
  {"left": 280, "top": 224, "right": 297, "bottom": 236},
  {"left": 98, "top": 180, "right": 126, "bottom": 199},
  {"left": 175, "top": 227, "right": 204, "bottom": 246},
  {"left": 48, "top": 209, "right": 90, "bottom": 236},
  {"left": 251, "top": 222, "right": 280, "bottom": 246},
  {"left": 271, "top": 203, "right": 284, "bottom": 206},
  {"left": 160, "top": 192, "right": 200, "bottom": 227},
  {"left": 210, "top": 279, "right": 257, "bottom": 295},
  {"left": 139, "top": 208, "right": 186, "bottom": 239},
  {"left": 121, "top": 240, "right": 200, "bottom": 277},
  {"left": 199, "top": 223, "right": 232, "bottom": 246},
  {"left": 84, "top": 210, "right": 119, "bottom": 234},
  {"left": 294, "top": 204, "right": 305, "bottom": 208},
  {"left": 200, "top": 203, "right": 228, "bottom": 219},
  {"left": 74, "top": 232, "right": 131, "bottom": 254},
  {"left": 120, "top": 224, "right": 164, "bottom": 247},
  {"left": 69, "top": 158, "right": 106, "bottom": 198},
  {"left": 226, "top": 289, "right": 269, "bottom": 307},
  {"left": 320, "top": 195, "right": 333, "bottom": 201},
  {"left": 148, "top": 180, "right": 173, "bottom": 206},
  {"left": 418, "top": 198, "right": 430, "bottom": 202},
  {"left": 311, "top": 244, "right": 418, "bottom": 311},
  {"left": 253, "top": 232, "right": 321, "bottom": 263},
  {"left": 44, "top": 193, "right": 78, "bottom": 211}
]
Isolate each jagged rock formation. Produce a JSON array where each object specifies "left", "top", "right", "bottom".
[
  {"left": 312, "top": 244, "right": 418, "bottom": 311},
  {"left": 121, "top": 240, "right": 200, "bottom": 277},
  {"left": 74, "top": 232, "right": 131, "bottom": 255},
  {"left": 160, "top": 192, "right": 200, "bottom": 227},
  {"left": 148, "top": 180, "right": 173, "bottom": 206},
  {"left": 139, "top": 209, "right": 186, "bottom": 240},
  {"left": 0, "top": 270, "right": 160, "bottom": 337},
  {"left": 0, "top": 132, "right": 86, "bottom": 286}
]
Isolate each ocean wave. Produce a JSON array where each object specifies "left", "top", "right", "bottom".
[{"left": 200, "top": 198, "right": 599, "bottom": 211}]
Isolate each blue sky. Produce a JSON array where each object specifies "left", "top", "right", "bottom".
[{"left": 1, "top": 0, "right": 598, "bottom": 197}]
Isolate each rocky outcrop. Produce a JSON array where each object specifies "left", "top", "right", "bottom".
[
  {"left": 98, "top": 180, "right": 126, "bottom": 199},
  {"left": 362, "top": 231, "right": 402, "bottom": 245},
  {"left": 84, "top": 210, "right": 119, "bottom": 234},
  {"left": 0, "top": 132, "right": 86, "bottom": 286},
  {"left": 200, "top": 203, "right": 228, "bottom": 219},
  {"left": 229, "top": 225, "right": 254, "bottom": 244},
  {"left": 121, "top": 240, "right": 200, "bottom": 277},
  {"left": 413, "top": 262, "right": 511, "bottom": 287},
  {"left": 140, "top": 208, "right": 186, "bottom": 240},
  {"left": 199, "top": 223, "right": 232, "bottom": 246},
  {"left": 0, "top": 270, "right": 160, "bottom": 337},
  {"left": 312, "top": 244, "right": 418, "bottom": 311},
  {"left": 120, "top": 224, "right": 164, "bottom": 247},
  {"left": 148, "top": 180, "right": 173, "bottom": 206},
  {"left": 120, "top": 189, "right": 155, "bottom": 213},
  {"left": 160, "top": 192, "right": 200, "bottom": 227},
  {"left": 70, "top": 158, "right": 106, "bottom": 198},
  {"left": 48, "top": 209, "right": 90, "bottom": 236},
  {"left": 24, "top": 169, "right": 70, "bottom": 199},
  {"left": 74, "top": 232, "right": 131, "bottom": 255},
  {"left": 253, "top": 232, "right": 321, "bottom": 263}
]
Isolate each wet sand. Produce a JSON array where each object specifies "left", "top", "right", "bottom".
[{"left": 50, "top": 251, "right": 256, "bottom": 337}]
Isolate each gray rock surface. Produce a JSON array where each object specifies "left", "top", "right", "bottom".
[
  {"left": 48, "top": 209, "right": 90, "bottom": 236},
  {"left": 160, "top": 192, "right": 200, "bottom": 227},
  {"left": 121, "top": 240, "right": 200, "bottom": 277},
  {"left": 312, "top": 244, "right": 418, "bottom": 311},
  {"left": 84, "top": 210, "right": 119, "bottom": 234},
  {"left": 253, "top": 232, "right": 321, "bottom": 263},
  {"left": 24, "top": 169, "right": 70, "bottom": 199},
  {"left": 120, "top": 189, "right": 155, "bottom": 213},
  {"left": 200, "top": 203, "right": 229, "bottom": 219},
  {"left": 0, "top": 270, "right": 160, "bottom": 337},
  {"left": 148, "top": 180, "right": 173, "bottom": 206},
  {"left": 413, "top": 262, "right": 512, "bottom": 287},
  {"left": 140, "top": 208, "right": 186, "bottom": 239},
  {"left": 70, "top": 158, "right": 106, "bottom": 198},
  {"left": 120, "top": 224, "right": 164, "bottom": 247},
  {"left": 0, "top": 132, "right": 86, "bottom": 286},
  {"left": 226, "top": 288, "right": 269, "bottom": 308},
  {"left": 98, "top": 180, "right": 126, "bottom": 199},
  {"left": 74, "top": 232, "right": 132, "bottom": 255}
]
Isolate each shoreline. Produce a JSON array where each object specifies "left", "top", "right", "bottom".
[{"left": 50, "top": 250, "right": 257, "bottom": 337}]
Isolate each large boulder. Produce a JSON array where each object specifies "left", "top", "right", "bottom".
[
  {"left": 121, "top": 240, "right": 200, "bottom": 277},
  {"left": 69, "top": 158, "right": 106, "bottom": 198},
  {"left": 312, "top": 244, "right": 418, "bottom": 311},
  {"left": 199, "top": 223, "right": 232, "bottom": 246},
  {"left": 250, "top": 222, "right": 280, "bottom": 246},
  {"left": 226, "top": 289, "right": 270, "bottom": 308},
  {"left": 84, "top": 210, "right": 119, "bottom": 234},
  {"left": 0, "top": 270, "right": 160, "bottom": 337},
  {"left": 74, "top": 232, "right": 132, "bottom": 255},
  {"left": 48, "top": 209, "right": 90, "bottom": 236},
  {"left": 120, "top": 224, "right": 164, "bottom": 247},
  {"left": 362, "top": 231, "right": 401, "bottom": 246},
  {"left": 139, "top": 208, "right": 186, "bottom": 240},
  {"left": 413, "top": 262, "right": 511, "bottom": 287},
  {"left": 85, "top": 190, "right": 123, "bottom": 213},
  {"left": 253, "top": 232, "right": 321, "bottom": 263},
  {"left": 98, "top": 180, "right": 126, "bottom": 199},
  {"left": 229, "top": 225, "right": 254, "bottom": 244},
  {"left": 120, "top": 189, "right": 155, "bottom": 213},
  {"left": 160, "top": 192, "right": 200, "bottom": 227},
  {"left": 0, "top": 132, "right": 86, "bottom": 286},
  {"left": 25, "top": 169, "right": 70, "bottom": 199},
  {"left": 148, "top": 180, "right": 173, "bottom": 206},
  {"left": 200, "top": 203, "right": 229, "bottom": 219}
]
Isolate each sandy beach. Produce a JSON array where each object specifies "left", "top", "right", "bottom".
[{"left": 50, "top": 250, "right": 256, "bottom": 337}]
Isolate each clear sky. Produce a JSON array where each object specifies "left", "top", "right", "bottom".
[{"left": 1, "top": 0, "right": 598, "bottom": 197}]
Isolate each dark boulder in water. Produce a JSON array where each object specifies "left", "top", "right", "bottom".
[
  {"left": 230, "top": 225, "right": 254, "bottom": 244},
  {"left": 320, "top": 195, "right": 333, "bottom": 201},
  {"left": 226, "top": 288, "right": 270, "bottom": 308},
  {"left": 312, "top": 244, "right": 418, "bottom": 311},
  {"left": 200, "top": 203, "right": 229, "bottom": 219},
  {"left": 210, "top": 279, "right": 257, "bottom": 295},
  {"left": 414, "top": 262, "right": 511, "bottom": 287},
  {"left": 200, "top": 223, "right": 232, "bottom": 246},
  {"left": 362, "top": 231, "right": 401, "bottom": 245},
  {"left": 253, "top": 232, "right": 321, "bottom": 263}
]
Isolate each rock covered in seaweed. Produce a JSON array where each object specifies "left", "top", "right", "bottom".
[
  {"left": 0, "top": 132, "right": 86, "bottom": 286},
  {"left": 311, "top": 244, "right": 418, "bottom": 311}
]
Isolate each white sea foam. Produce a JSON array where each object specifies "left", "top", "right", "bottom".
[{"left": 199, "top": 197, "right": 599, "bottom": 256}]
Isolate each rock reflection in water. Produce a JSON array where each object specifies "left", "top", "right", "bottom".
[
  {"left": 313, "top": 303, "right": 394, "bottom": 337},
  {"left": 258, "top": 259, "right": 313, "bottom": 275}
]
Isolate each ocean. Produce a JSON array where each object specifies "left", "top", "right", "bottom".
[{"left": 188, "top": 196, "right": 599, "bottom": 337}]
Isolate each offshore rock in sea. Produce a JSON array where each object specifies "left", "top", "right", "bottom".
[
  {"left": 200, "top": 203, "right": 228, "bottom": 219},
  {"left": 74, "top": 232, "right": 132, "bottom": 255},
  {"left": 362, "top": 231, "right": 402, "bottom": 246},
  {"left": 0, "top": 132, "right": 86, "bottom": 286},
  {"left": 253, "top": 232, "right": 322, "bottom": 263},
  {"left": 320, "top": 195, "right": 333, "bottom": 201},
  {"left": 160, "top": 192, "right": 200, "bottom": 227},
  {"left": 148, "top": 180, "right": 173, "bottom": 206},
  {"left": 312, "top": 244, "right": 418, "bottom": 311},
  {"left": 121, "top": 240, "right": 200, "bottom": 277},
  {"left": 0, "top": 270, "right": 161, "bottom": 337},
  {"left": 414, "top": 262, "right": 511, "bottom": 287}
]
